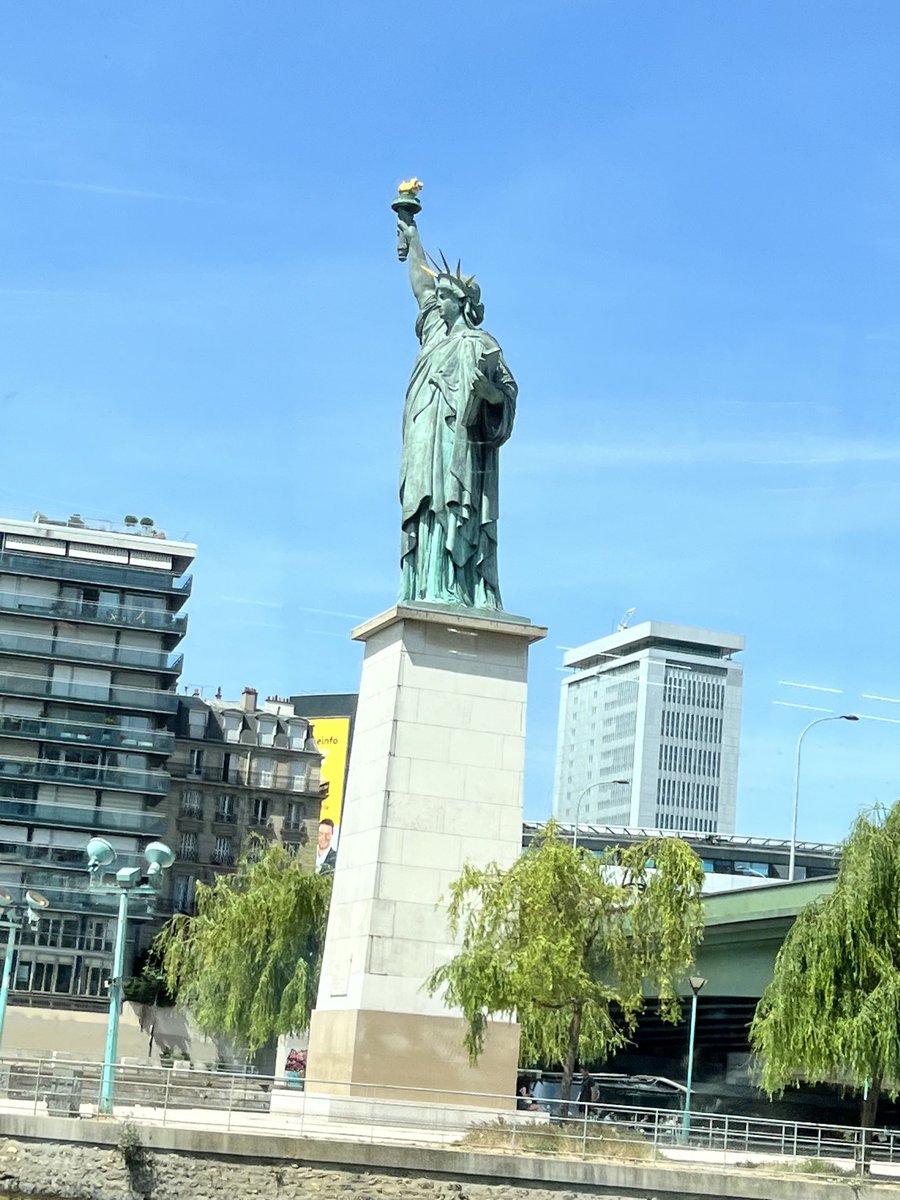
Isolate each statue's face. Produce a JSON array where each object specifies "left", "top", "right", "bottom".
[{"left": 436, "top": 282, "right": 464, "bottom": 329}]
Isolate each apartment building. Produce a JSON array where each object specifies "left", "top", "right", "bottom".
[
  {"left": 0, "top": 513, "right": 194, "bottom": 998},
  {"left": 163, "top": 689, "right": 324, "bottom": 915}
]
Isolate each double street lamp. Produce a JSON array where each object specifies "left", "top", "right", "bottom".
[
  {"left": 788, "top": 714, "right": 859, "bottom": 882},
  {"left": 86, "top": 837, "right": 175, "bottom": 1115},
  {"left": 0, "top": 888, "right": 50, "bottom": 1048},
  {"left": 572, "top": 780, "right": 630, "bottom": 848}
]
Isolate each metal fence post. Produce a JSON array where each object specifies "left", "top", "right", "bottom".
[
  {"left": 162, "top": 1067, "right": 171, "bottom": 1127},
  {"left": 32, "top": 1059, "right": 42, "bottom": 1116},
  {"left": 226, "top": 1071, "right": 236, "bottom": 1132}
]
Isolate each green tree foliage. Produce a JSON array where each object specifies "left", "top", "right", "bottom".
[
  {"left": 751, "top": 804, "right": 900, "bottom": 1127},
  {"left": 153, "top": 839, "right": 331, "bottom": 1051},
  {"left": 425, "top": 821, "right": 705, "bottom": 1102}
]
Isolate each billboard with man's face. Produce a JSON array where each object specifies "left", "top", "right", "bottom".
[{"left": 313, "top": 716, "right": 351, "bottom": 875}]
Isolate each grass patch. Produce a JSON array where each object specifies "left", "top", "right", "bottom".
[{"left": 459, "top": 1118, "right": 655, "bottom": 1162}]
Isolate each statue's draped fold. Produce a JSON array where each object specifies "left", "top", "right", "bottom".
[{"left": 399, "top": 297, "right": 517, "bottom": 609}]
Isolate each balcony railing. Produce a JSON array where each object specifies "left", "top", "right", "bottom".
[
  {"left": 178, "top": 805, "right": 203, "bottom": 820},
  {"left": 0, "top": 591, "right": 188, "bottom": 635},
  {"left": 0, "top": 550, "right": 193, "bottom": 602},
  {"left": 178, "top": 848, "right": 200, "bottom": 863},
  {"left": 0, "top": 797, "right": 166, "bottom": 835},
  {"left": 0, "top": 713, "right": 175, "bottom": 755},
  {"left": 210, "top": 851, "right": 235, "bottom": 866},
  {"left": 0, "top": 756, "right": 170, "bottom": 795},
  {"left": 0, "top": 629, "right": 184, "bottom": 675},
  {"left": 213, "top": 810, "right": 238, "bottom": 824},
  {"left": 0, "top": 841, "right": 86, "bottom": 869},
  {"left": 0, "top": 671, "right": 179, "bottom": 714}
]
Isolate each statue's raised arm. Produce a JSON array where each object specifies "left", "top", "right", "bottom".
[
  {"left": 393, "top": 178, "right": 433, "bottom": 311},
  {"left": 391, "top": 179, "right": 518, "bottom": 611}
]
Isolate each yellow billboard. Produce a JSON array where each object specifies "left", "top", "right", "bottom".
[{"left": 313, "top": 716, "right": 351, "bottom": 874}]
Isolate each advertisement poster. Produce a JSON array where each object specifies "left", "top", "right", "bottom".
[{"left": 313, "top": 716, "right": 351, "bottom": 875}]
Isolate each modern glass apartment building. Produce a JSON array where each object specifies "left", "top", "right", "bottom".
[
  {"left": 553, "top": 621, "right": 744, "bottom": 834},
  {"left": 0, "top": 514, "right": 194, "bottom": 1000}
]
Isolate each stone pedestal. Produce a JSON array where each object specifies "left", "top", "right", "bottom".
[{"left": 306, "top": 603, "right": 546, "bottom": 1106}]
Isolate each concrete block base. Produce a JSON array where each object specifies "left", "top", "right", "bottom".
[{"left": 306, "top": 1008, "right": 520, "bottom": 1106}]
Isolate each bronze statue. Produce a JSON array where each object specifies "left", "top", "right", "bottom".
[{"left": 393, "top": 179, "right": 517, "bottom": 610}]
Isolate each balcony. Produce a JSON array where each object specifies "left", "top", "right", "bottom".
[
  {"left": 0, "top": 841, "right": 86, "bottom": 870},
  {"left": 0, "top": 756, "right": 170, "bottom": 795},
  {"left": 0, "top": 713, "right": 175, "bottom": 756},
  {"left": 0, "top": 797, "right": 166, "bottom": 836},
  {"left": 178, "top": 848, "right": 200, "bottom": 863},
  {"left": 0, "top": 591, "right": 188, "bottom": 635},
  {"left": 0, "top": 629, "right": 184, "bottom": 675},
  {"left": 210, "top": 851, "right": 235, "bottom": 867},
  {"left": 0, "top": 671, "right": 179, "bottom": 715},
  {"left": 213, "top": 810, "right": 238, "bottom": 825},
  {"left": 0, "top": 550, "right": 193, "bottom": 604}
]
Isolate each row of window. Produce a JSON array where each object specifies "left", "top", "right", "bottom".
[
  {"left": 660, "top": 710, "right": 723, "bottom": 743},
  {"left": 655, "top": 777, "right": 720, "bottom": 812},
  {"left": 657, "top": 744, "right": 721, "bottom": 778},
  {"left": 662, "top": 668, "right": 726, "bottom": 710},
  {"left": 185, "top": 749, "right": 310, "bottom": 790},
  {"left": 179, "top": 794, "right": 306, "bottom": 825},
  {"left": 654, "top": 812, "right": 718, "bottom": 833}
]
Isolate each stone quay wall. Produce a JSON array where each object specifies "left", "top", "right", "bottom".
[{"left": 0, "top": 1115, "right": 896, "bottom": 1200}]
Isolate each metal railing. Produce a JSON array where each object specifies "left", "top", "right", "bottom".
[
  {"left": 0, "top": 591, "right": 188, "bottom": 634},
  {"left": 0, "top": 628, "right": 183, "bottom": 674},
  {"left": 0, "top": 755, "right": 170, "bottom": 795},
  {"left": 0, "top": 713, "right": 175, "bottom": 755},
  {"left": 0, "top": 550, "right": 192, "bottom": 599},
  {"left": 0, "top": 670, "right": 179, "bottom": 714},
  {"left": 0, "top": 1057, "right": 896, "bottom": 1179},
  {"left": 0, "top": 797, "right": 166, "bottom": 836}
]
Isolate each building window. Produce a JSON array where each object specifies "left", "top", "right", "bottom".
[
  {"left": 173, "top": 875, "right": 196, "bottom": 913},
  {"left": 251, "top": 797, "right": 269, "bottom": 826},
  {"left": 180, "top": 790, "right": 203, "bottom": 819},
  {"left": 283, "top": 841, "right": 299, "bottom": 859},
  {"left": 188, "top": 749, "right": 204, "bottom": 777},
  {"left": 188, "top": 709, "right": 207, "bottom": 740},
  {"left": 254, "top": 758, "right": 274, "bottom": 788},
  {"left": 179, "top": 832, "right": 199, "bottom": 862},
  {"left": 290, "top": 764, "right": 309, "bottom": 792},
  {"left": 213, "top": 836, "right": 233, "bottom": 866},
  {"left": 216, "top": 794, "right": 237, "bottom": 823},
  {"left": 285, "top": 801, "right": 304, "bottom": 830}
]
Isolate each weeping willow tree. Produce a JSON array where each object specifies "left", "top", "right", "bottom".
[
  {"left": 751, "top": 803, "right": 900, "bottom": 1128},
  {"left": 153, "top": 839, "right": 331, "bottom": 1051},
  {"left": 425, "top": 820, "right": 705, "bottom": 1105}
]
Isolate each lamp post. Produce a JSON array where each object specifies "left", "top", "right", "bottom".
[
  {"left": 680, "top": 975, "right": 706, "bottom": 1142},
  {"left": 0, "top": 888, "right": 50, "bottom": 1048},
  {"left": 87, "top": 836, "right": 175, "bottom": 1115},
  {"left": 788, "top": 715, "right": 859, "bottom": 882},
  {"left": 572, "top": 780, "right": 630, "bottom": 848}
]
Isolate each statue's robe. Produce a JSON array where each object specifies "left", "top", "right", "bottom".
[{"left": 399, "top": 295, "right": 517, "bottom": 608}]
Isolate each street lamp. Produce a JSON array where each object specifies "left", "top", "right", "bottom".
[
  {"left": 87, "top": 836, "right": 175, "bottom": 1115},
  {"left": 788, "top": 715, "right": 859, "bottom": 882},
  {"left": 572, "top": 780, "right": 630, "bottom": 848},
  {"left": 680, "top": 974, "right": 706, "bottom": 1142},
  {"left": 0, "top": 888, "right": 49, "bottom": 1048}
]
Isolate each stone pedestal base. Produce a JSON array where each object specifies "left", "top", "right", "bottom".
[
  {"left": 305, "top": 603, "right": 545, "bottom": 1106},
  {"left": 307, "top": 1009, "right": 519, "bottom": 1106}
]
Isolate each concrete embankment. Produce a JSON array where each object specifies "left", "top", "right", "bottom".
[{"left": 0, "top": 1114, "right": 896, "bottom": 1200}]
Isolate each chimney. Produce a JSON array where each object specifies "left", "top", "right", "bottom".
[{"left": 242, "top": 687, "right": 258, "bottom": 713}]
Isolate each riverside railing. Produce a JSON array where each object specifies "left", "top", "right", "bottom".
[{"left": 0, "top": 1056, "right": 898, "bottom": 1177}]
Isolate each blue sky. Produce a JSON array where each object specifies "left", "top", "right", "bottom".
[{"left": 2, "top": 1, "right": 899, "bottom": 843}]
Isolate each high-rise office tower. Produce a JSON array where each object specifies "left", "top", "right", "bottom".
[
  {"left": 553, "top": 621, "right": 744, "bottom": 834},
  {"left": 0, "top": 513, "right": 194, "bottom": 999}
]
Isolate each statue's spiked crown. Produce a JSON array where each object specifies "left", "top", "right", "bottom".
[{"left": 422, "top": 250, "right": 484, "bottom": 326}]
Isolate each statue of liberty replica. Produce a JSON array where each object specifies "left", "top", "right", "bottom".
[{"left": 393, "top": 179, "right": 518, "bottom": 610}]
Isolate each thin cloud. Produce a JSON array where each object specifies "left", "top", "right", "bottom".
[
  {"left": 1, "top": 176, "right": 206, "bottom": 203},
  {"left": 511, "top": 435, "right": 900, "bottom": 473}
]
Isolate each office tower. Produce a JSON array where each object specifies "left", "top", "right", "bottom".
[
  {"left": 553, "top": 621, "right": 744, "bottom": 834},
  {"left": 0, "top": 513, "right": 194, "bottom": 999}
]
